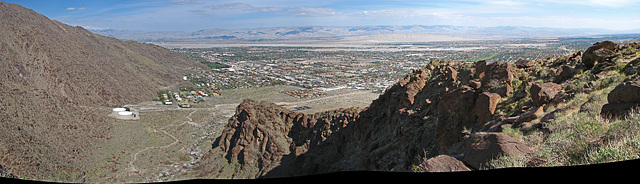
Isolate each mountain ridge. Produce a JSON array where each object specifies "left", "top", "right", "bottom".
[{"left": 0, "top": 2, "right": 204, "bottom": 180}]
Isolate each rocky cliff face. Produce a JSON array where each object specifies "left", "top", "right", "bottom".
[
  {"left": 0, "top": 2, "right": 203, "bottom": 179},
  {"left": 198, "top": 39, "right": 640, "bottom": 178}
]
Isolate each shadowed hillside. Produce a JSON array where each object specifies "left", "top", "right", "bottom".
[{"left": 0, "top": 2, "right": 204, "bottom": 180}]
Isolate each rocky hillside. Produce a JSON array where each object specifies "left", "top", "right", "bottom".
[
  {"left": 196, "top": 40, "right": 640, "bottom": 178},
  {"left": 0, "top": 2, "right": 203, "bottom": 180}
]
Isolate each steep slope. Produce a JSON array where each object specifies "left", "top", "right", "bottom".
[
  {"left": 0, "top": 2, "right": 203, "bottom": 180},
  {"left": 197, "top": 40, "right": 640, "bottom": 178}
]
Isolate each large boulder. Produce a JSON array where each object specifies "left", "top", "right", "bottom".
[
  {"left": 582, "top": 41, "right": 619, "bottom": 69},
  {"left": 461, "top": 132, "right": 532, "bottom": 170},
  {"left": 530, "top": 82, "right": 563, "bottom": 107},
  {"left": 607, "top": 80, "right": 640, "bottom": 104},
  {"left": 416, "top": 155, "right": 471, "bottom": 172},
  {"left": 480, "top": 62, "right": 514, "bottom": 97},
  {"left": 475, "top": 92, "right": 501, "bottom": 124},
  {"left": 554, "top": 65, "right": 577, "bottom": 83},
  {"left": 601, "top": 80, "right": 640, "bottom": 118}
]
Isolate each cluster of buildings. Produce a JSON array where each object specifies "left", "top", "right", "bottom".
[
  {"left": 182, "top": 50, "right": 423, "bottom": 93},
  {"left": 281, "top": 89, "right": 325, "bottom": 99},
  {"left": 173, "top": 40, "right": 580, "bottom": 96},
  {"left": 157, "top": 89, "right": 218, "bottom": 108}
]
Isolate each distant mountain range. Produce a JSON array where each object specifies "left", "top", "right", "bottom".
[{"left": 88, "top": 25, "right": 639, "bottom": 43}]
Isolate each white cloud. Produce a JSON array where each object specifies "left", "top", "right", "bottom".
[
  {"left": 536, "top": 0, "right": 640, "bottom": 8},
  {"left": 66, "top": 7, "right": 86, "bottom": 11},
  {"left": 360, "top": 9, "right": 447, "bottom": 18},
  {"left": 209, "top": 2, "right": 283, "bottom": 12},
  {"left": 210, "top": 2, "right": 253, "bottom": 10},
  {"left": 282, "top": 7, "right": 340, "bottom": 17},
  {"left": 170, "top": 0, "right": 202, "bottom": 5},
  {"left": 208, "top": 2, "right": 340, "bottom": 16},
  {"left": 81, "top": 25, "right": 110, "bottom": 31}
]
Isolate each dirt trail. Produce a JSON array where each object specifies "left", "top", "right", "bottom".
[{"left": 127, "top": 110, "right": 201, "bottom": 173}]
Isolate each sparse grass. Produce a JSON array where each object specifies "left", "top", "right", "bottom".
[
  {"left": 487, "top": 69, "right": 638, "bottom": 169},
  {"left": 501, "top": 127, "right": 524, "bottom": 142},
  {"left": 583, "top": 110, "right": 640, "bottom": 164}
]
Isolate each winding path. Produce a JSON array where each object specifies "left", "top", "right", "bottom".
[{"left": 127, "top": 110, "right": 201, "bottom": 173}]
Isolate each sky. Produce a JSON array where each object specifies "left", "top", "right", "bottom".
[{"left": 4, "top": 0, "right": 640, "bottom": 32}]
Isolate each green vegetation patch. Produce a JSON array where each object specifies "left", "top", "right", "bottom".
[{"left": 201, "top": 61, "right": 230, "bottom": 69}]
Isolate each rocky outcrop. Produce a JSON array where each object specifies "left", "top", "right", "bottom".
[
  {"left": 601, "top": 79, "right": 640, "bottom": 118},
  {"left": 217, "top": 99, "right": 361, "bottom": 178},
  {"left": 201, "top": 40, "right": 640, "bottom": 179}
]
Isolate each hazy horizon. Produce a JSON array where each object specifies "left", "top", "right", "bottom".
[{"left": 4, "top": 0, "right": 640, "bottom": 32}]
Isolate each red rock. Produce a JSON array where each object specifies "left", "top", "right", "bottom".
[{"left": 475, "top": 92, "right": 501, "bottom": 124}]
